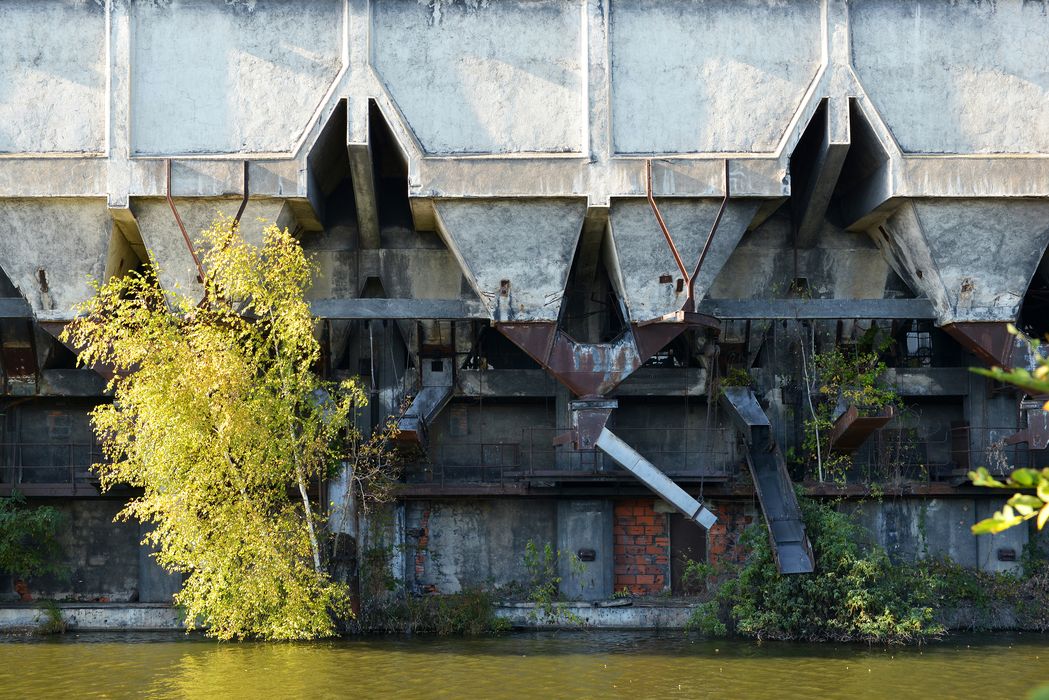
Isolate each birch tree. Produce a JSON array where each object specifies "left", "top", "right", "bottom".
[{"left": 63, "top": 216, "right": 378, "bottom": 640}]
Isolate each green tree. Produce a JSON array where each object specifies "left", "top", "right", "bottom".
[
  {"left": 63, "top": 216, "right": 384, "bottom": 640},
  {"left": 968, "top": 324, "right": 1049, "bottom": 535},
  {"left": 0, "top": 490, "right": 64, "bottom": 580}
]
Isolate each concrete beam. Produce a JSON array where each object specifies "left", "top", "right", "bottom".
[
  {"left": 0, "top": 159, "right": 108, "bottom": 198},
  {"left": 0, "top": 298, "right": 33, "bottom": 319},
  {"left": 37, "top": 369, "right": 109, "bottom": 397},
  {"left": 310, "top": 297, "right": 489, "bottom": 320},
  {"left": 454, "top": 367, "right": 708, "bottom": 398},
  {"left": 793, "top": 100, "right": 850, "bottom": 247},
  {"left": 698, "top": 297, "right": 936, "bottom": 320},
  {"left": 347, "top": 97, "right": 381, "bottom": 249},
  {"left": 411, "top": 157, "right": 788, "bottom": 201}
]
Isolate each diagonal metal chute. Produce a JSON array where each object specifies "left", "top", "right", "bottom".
[
  {"left": 720, "top": 387, "right": 815, "bottom": 574},
  {"left": 595, "top": 427, "right": 716, "bottom": 529},
  {"left": 396, "top": 360, "right": 453, "bottom": 446}
]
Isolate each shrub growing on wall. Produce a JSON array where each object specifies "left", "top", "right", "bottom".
[
  {"left": 689, "top": 496, "right": 943, "bottom": 644},
  {"left": 0, "top": 490, "right": 64, "bottom": 582}
]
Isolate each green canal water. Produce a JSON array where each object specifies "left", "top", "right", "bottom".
[{"left": 1, "top": 631, "right": 1047, "bottom": 699}]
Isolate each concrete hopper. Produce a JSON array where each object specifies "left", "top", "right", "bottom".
[
  {"left": 432, "top": 199, "right": 587, "bottom": 322},
  {"left": 874, "top": 199, "right": 1049, "bottom": 365},
  {"left": 875, "top": 199, "right": 1049, "bottom": 325},
  {"left": 0, "top": 199, "right": 111, "bottom": 319},
  {"left": 132, "top": 197, "right": 298, "bottom": 299},
  {"left": 608, "top": 198, "right": 761, "bottom": 322}
]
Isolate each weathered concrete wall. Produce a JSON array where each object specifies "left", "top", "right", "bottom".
[
  {"left": 0, "top": 603, "right": 184, "bottom": 632},
  {"left": 407, "top": 499, "right": 558, "bottom": 594},
  {"left": 709, "top": 215, "right": 890, "bottom": 301},
  {"left": 610, "top": 0, "right": 821, "bottom": 154},
  {"left": 0, "top": 1, "right": 106, "bottom": 154},
  {"left": 844, "top": 497, "right": 1030, "bottom": 574},
  {"left": 130, "top": 0, "right": 344, "bottom": 155},
  {"left": 373, "top": 0, "right": 584, "bottom": 154},
  {"left": 852, "top": 0, "right": 1049, "bottom": 154},
  {"left": 0, "top": 500, "right": 140, "bottom": 603}
]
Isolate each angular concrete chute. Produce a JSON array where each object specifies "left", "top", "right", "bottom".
[
  {"left": 790, "top": 99, "right": 851, "bottom": 248},
  {"left": 719, "top": 387, "right": 815, "bottom": 575},
  {"left": 132, "top": 197, "right": 297, "bottom": 299},
  {"left": 304, "top": 98, "right": 351, "bottom": 233},
  {"left": 432, "top": 199, "right": 587, "bottom": 321},
  {"left": 836, "top": 98, "right": 897, "bottom": 232},
  {"left": 105, "top": 207, "right": 148, "bottom": 283},
  {"left": 876, "top": 199, "right": 1049, "bottom": 325},
  {"left": 608, "top": 198, "right": 760, "bottom": 322},
  {"left": 0, "top": 199, "right": 111, "bottom": 320},
  {"left": 595, "top": 427, "right": 716, "bottom": 529}
]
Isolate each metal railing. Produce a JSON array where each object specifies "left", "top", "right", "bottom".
[
  {"left": 0, "top": 442, "right": 105, "bottom": 488},
  {"left": 848, "top": 426, "right": 1043, "bottom": 483},
  {"left": 404, "top": 426, "right": 737, "bottom": 485}
]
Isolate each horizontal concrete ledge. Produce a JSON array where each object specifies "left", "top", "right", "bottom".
[
  {"left": 0, "top": 602, "right": 1035, "bottom": 633},
  {"left": 699, "top": 298, "right": 936, "bottom": 320},
  {"left": 0, "top": 297, "right": 32, "bottom": 318},
  {"left": 0, "top": 603, "right": 183, "bottom": 632},
  {"left": 412, "top": 156, "right": 789, "bottom": 200},
  {"left": 310, "top": 297, "right": 489, "bottom": 320},
  {"left": 495, "top": 602, "right": 695, "bottom": 630}
]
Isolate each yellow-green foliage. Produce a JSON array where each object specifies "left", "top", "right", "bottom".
[
  {"left": 63, "top": 216, "right": 364, "bottom": 640},
  {"left": 969, "top": 325, "right": 1049, "bottom": 535}
]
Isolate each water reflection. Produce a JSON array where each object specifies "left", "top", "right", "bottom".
[{"left": 1, "top": 631, "right": 1047, "bottom": 699}]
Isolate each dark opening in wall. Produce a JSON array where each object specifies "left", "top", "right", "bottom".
[
  {"left": 369, "top": 102, "right": 414, "bottom": 236},
  {"left": 1019, "top": 247, "right": 1049, "bottom": 339},
  {"left": 559, "top": 217, "right": 626, "bottom": 344},
  {"left": 470, "top": 325, "right": 540, "bottom": 370}
]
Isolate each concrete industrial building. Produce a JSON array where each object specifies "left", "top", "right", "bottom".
[{"left": 1, "top": 0, "right": 1048, "bottom": 607}]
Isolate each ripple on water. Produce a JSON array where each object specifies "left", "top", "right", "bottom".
[{"left": 0, "top": 631, "right": 1046, "bottom": 699}]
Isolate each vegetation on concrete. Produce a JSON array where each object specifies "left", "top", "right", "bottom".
[
  {"left": 36, "top": 600, "right": 66, "bottom": 635},
  {"left": 800, "top": 333, "right": 898, "bottom": 483},
  {"left": 0, "top": 490, "right": 64, "bottom": 582},
  {"left": 688, "top": 495, "right": 1049, "bottom": 643},
  {"left": 522, "top": 540, "right": 585, "bottom": 626},
  {"left": 63, "top": 216, "right": 400, "bottom": 641},
  {"left": 361, "top": 585, "right": 511, "bottom": 636}
]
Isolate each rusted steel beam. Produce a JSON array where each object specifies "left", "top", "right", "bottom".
[
  {"left": 645, "top": 159, "right": 730, "bottom": 313},
  {"left": 644, "top": 159, "right": 689, "bottom": 282},
  {"left": 496, "top": 320, "right": 697, "bottom": 398},
  {"left": 942, "top": 321, "right": 1033, "bottom": 370},
  {"left": 688, "top": 158, "right": 730, "bottom": 309},
  {"left": 165, "top": 159, "right": 205, "bottom": 283},
  {"left": 827, "top": 405, "right": 895, "bottom": 453},
  {"left": 234, "top": 160, "right": 249, "bottom": 225}
]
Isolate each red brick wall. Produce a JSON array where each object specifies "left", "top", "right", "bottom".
[
  {"left": 613, "top": 499, "right": 670, "bottom": 595},
  {"left": 413, "top": 507, "right": 438, "bottom": 594},
  {"left": 705, "top": 499, "right": 756, "bottom": 569}
]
